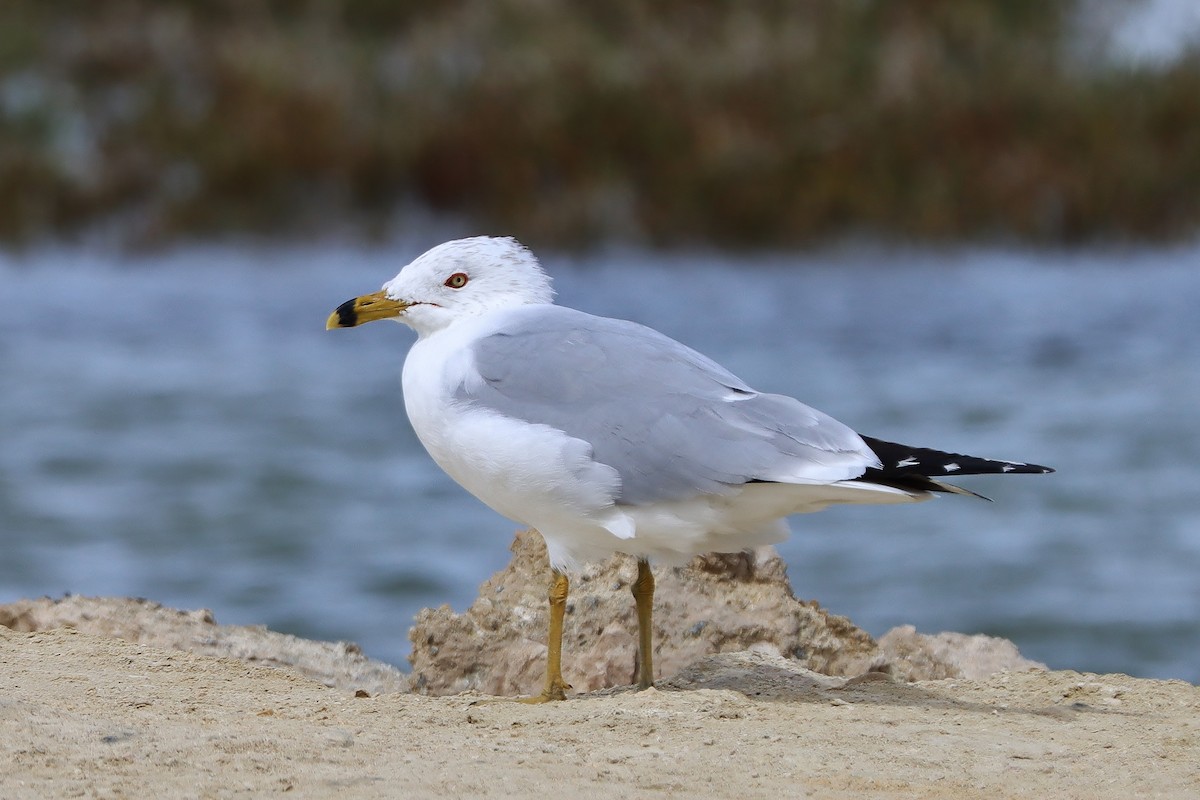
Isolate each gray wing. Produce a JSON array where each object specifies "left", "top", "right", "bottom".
[{"left": 456, "top": 305, "right": 877, "bottom": 505}]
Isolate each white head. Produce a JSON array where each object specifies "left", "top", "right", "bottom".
[{"left": 327, "top": 236, "right": 555, "bottom": 338}]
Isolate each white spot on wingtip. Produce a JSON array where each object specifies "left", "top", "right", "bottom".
[
  {"left": 897, "top": 457, "right": 919, "bottom": 468},
  {"left": 943, "top": 462, "right": 961, "bottom": 472}
]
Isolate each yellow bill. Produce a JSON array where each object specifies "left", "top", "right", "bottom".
[{"left": 326, "top": 290, "right": 411, "bottom": 329}]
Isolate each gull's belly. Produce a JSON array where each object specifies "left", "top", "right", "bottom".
[{"left": 418, "top": 403, "right": 615, "bottom": 525}]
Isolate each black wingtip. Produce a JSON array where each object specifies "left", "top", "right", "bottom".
[
  {"left": 999, "top": 462, "right": 1055, "bottom": 475},
  {"left": 860, "top": 435, "right": 1055, "bottom": 478}
]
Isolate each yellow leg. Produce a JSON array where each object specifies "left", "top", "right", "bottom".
[
  {"left": 632, "top": 558, "right": 655, "bottom": 690},
  {"left": 521, "top": 569, "right": 571, "bottom": 703}
]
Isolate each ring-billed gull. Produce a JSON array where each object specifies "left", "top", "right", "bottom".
[{"left": 327, "top": 236, "right": 1053, "bottom": 701}]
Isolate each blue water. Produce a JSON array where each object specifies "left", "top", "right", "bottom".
[{"left": 2, "top": 240, "right": 1198, "bottom": 682}]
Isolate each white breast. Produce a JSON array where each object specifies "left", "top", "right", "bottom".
[{"left": 401, "top": 314, "right": 622, "bottom": 534}]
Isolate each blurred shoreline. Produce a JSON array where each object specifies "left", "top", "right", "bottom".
[{"left": 3, "top": 2, "right": 1199, "bottom": 250}]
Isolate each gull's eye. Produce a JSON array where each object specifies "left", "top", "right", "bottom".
[{"left": 444, "top": 272, "right": 469, "bottom": 289}]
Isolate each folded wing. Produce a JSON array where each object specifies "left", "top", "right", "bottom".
[{"left": 455, "top": 306, "right": 880, "bottom": 506}]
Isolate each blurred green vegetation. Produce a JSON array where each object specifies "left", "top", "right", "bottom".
[{"left": 1, "top": 0, "right": 1198, "bottom": 247}]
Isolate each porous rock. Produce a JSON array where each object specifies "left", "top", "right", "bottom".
[
  {"left": 876, "top": 624, "right": 1045, "bottom": 681},
  {"left": 0, "top": 595, "right": 410, "bottom": 696},
  {"left": 408, "top": 529, "right": 1044, "bottom": 696}
]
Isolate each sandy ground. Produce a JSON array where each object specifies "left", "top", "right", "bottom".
[{"left": 3, "top": 624, "right": 1198, "bottom": 799}]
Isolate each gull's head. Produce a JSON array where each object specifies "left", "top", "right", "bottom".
[{"left": 326, "top": 236, "right": 554, "bottom": 337}]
